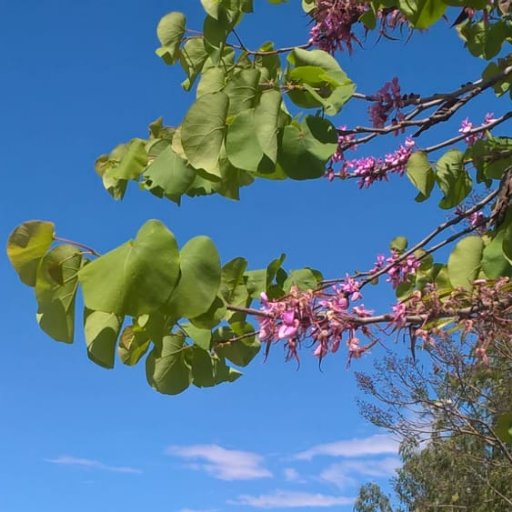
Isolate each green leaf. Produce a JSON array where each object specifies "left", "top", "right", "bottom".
[
  {"left": 146, "top": 335, "right": 192, "bottom": 395},
  {"left": 266, "top": 253, "right": 287, "bottom": 298},
  {"left": 220, "top": 257, "right": 249, "bottom": 310},
  {"left": 143, "top": 146, "right": 196, "bottom": 204},
  {"left": 436, "top": 150, "right": 472, "bottom": 209},
  {"left": 196, "top": 67, "right": 226, "bottom": 97},
  {"left": 7, "top": 220, "right": 55, "bottom": 286},
  {"left": 255, "top": 42, "right": 281, "bottom": 80},
  {"left": 502, "top": 220, "right": 512, "bottom": 265},
  {"left": 35, "top": 245, "right": 83, "bottom": 343},
  {"left": 482, "top": 229, "right": 512, "bottom": 278},
  {"left": 84, "top": 309, "right": 123, "bottom": 369},
  {"left": 182, "top": 323, "right": 212, "bottom": 350},
  {"left": 106, "top": 139, "right": 148, "bottom": 181},
  {"left": 190, "top": 295, "right": 227, "bottom": 329},
  {"left": 187, "top": 347, "right": 241, "bottom": 387},
  {"left": 278, "top": 116, "right": 337, "bottom": 180},
  {"left": 255, "top": 90, "right": 282, "bottom": 164},
  {"left": 118, "top": 323, "right": 151, "bottom": 366},
  {"left": 224, "top": 68, "right": 261, "bottom": 115},
  {"left": 181, "top": 92, "right": 229, "bottom": 176},
  {"left": 283, "top": 268, "right": 321, "bottom": 292},
  {"left": 179, "top": 38, "right": 209, "bottom": 91},
  {"left": 406, "top": 151, "right": 435, "bottom": 202},
  {"left": 78, "top": 220, "right": 180, "bottom": 317},
  {"left": 471, "top": 136, "right": 512, "bottom": 180},
  {"left": 226, "top": 109, "right": 268, "bottom": 172},
  {"left": 214, "top": 326, "right": 260, "bottom": 367},
  {"left": 390, "top": 236, "right": 408, "bottom": 252},
  {"left": 398, "top": 0, "right": 447, "bottom": 28},
  {"left": 459, "top": 20, "right": 512, "bottom": 60},
  {"left": 95, "top": 144, "right": 129, "bottom": 200},
  {"left": 447, "top": 236, "right": 484, "bottom": 290},
  {"left": 302, "top": 0, "right": 316, "bottom": 12},
  {"left": 155, "top": 12, "right": 186, "bottom": 64},
  {"left": 495, "top": 412, "right": 512, "bottom": 443},
  {"left": 286, "top": 48, "right": 354, "bottom": 115},
  {"left": 166, "top": 236, "right": 221, "bottom": 319},
  {"left": 203, "top": 15, "right": 230, "bottom": 63},
  {"left": 201, "top": 0, "right": 222, "bottom": 19},
  {"left": 244, "top": 269, "right": 267, "bottom": 299}
]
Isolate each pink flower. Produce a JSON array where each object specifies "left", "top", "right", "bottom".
[
  {"left": 391, "top": 302, "right": 407, "bottom": 327},
  {"left": 278, "top": 310, "right": 300, "bottom": 340},
  {"left": 369, "top": 77, "right": 404, "bottom": 129},
  {"left": 309, "top": 0, "right": 367, "bottom": 54},
  {"left": 341, "top": 275, "right": 362, "bottom": 301}
]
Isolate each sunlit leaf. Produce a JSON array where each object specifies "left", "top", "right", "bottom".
[
  {"left": 181, "top": 92, "right": 229, "bottom": 176},
  {"left": 84, "top": 309, "right": 123, "bottom": 369},
  {"left": 447, "top": 236, "right": 483, "bottom": 290},
  {"left": 78, "top": 220, "right": 180, "bottom": 317},
  {"left": 7, "top": 220, "right": 55, "bottom": 286},
  {"left": 146, "top": 335, "right": 192, "bottom": 395},
  {"left": 35, "top": 245, "right": 83, "bottom": 343}
]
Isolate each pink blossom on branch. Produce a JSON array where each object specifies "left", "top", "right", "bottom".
[
  {"left": 368, "top": 77, "right": 405, "bottom": 130},
  {"left": 308, "top": 0, "right": 368, "bottom": 54},
  {"left": 255, "top": 277, "right": 512, "bottom": 367},
  {"left": 328, "top": 137, "right": 415, "bottom": 188},
  {"left": 458, "top": 112, "right": 497, "bottom": 145}
]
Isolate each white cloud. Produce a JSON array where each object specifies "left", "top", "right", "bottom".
[
  {"left": 178, "top": 508, "right": 218, "bottom": 512},
  {"left": 319, "top": 457, "right": 400, "bottom": 488},
  {"left": 295, "top": 435, "right": 398, "bottom": 460},
  {"left": 283, "top": 468, "right": 302, "bottom": 483},
  {"left": 166, "top": 444, "right": 272, "bottom": 481},
  {"left": 318, "top": 465, "right": 357, "bottom": 489},
  {"left": 46, "top": 455, "right": 142, "bottom": 474},
  {"left": 228, "top": 490, "right": 354, "bottom": 509}
]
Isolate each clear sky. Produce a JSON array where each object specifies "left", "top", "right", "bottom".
[{"left": 0, "top": 1, "right": 504, "bottom": 511}]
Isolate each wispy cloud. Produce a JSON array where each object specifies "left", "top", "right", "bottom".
[
  {"left": 295, "top": 434, "right": 398, "bottom": 461},
  {"left": 178, "top": 508, "right": 218, "bottom": 512},
  {"left": 166, "top": 444, "right": 272, "bottom": 481},
  {"left": 319, "top": 457, "right": 400, "bottom": 488},
  {"left": 283, "top": 467, "right": 304, "bottom": 483},
  {"left": 228, "top": 490, "right": 354, "bottom": 509},
  {"left": 46, "top": 455, "right": 142, "bottom": 474}
]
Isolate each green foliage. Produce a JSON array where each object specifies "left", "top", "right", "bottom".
[
  {"left": 278, "top": 116, "right": 338, "bottom": 179},
  {"left": 165, "top": 236, "right": 221, "bottom": 319},
  {"left": 397, "top": 0, "right": 447, "bottom": 29},
  {"left": 354, "top": 483, "right": 393, "bottom": 512},
  {"left": 458, "top": 20, "right": 512, "bottom": 60},
  {"left": 9, "top": 0, "right": 512, "bottom": 400},
  {"left": 155, "top": 12, "right": 186, "bottom": 64},
  {"left": 78, "top": 220, "right": 180, "bottom": 317},
  {"left": 286, "top": 48, "right": 355, "bottom": 115},
  {"left": 7, "top": 220, "right": 55, "bottom": 286},
  {"left": 435, "top": 149, "right": 472, "bottom": 209},
  {"left": 406, "top": 151, "right": 435, "bottom": 202},
  {"left": 35, "top": 245, "right": 83, "bottom": 343},
  {"left": 447, "top": 235, "right": 483, "bottom": 290}
]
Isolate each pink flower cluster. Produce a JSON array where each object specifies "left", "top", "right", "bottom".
[
  {"left": 370, "top": 250, "right": 421, "bottom": 288},
  {"left": 256, "top": 268, "right": 512, "bottom": 367},
  {"left": 369, "top": 77, "right": 405, "bottom": 130},
  {"left": 459, "top": 112, "right": 497, "bottom": 145},
  {"left": 330, "top": 137, "right": 415, "bottom": 188},
  {"left": 332, "top": 126, "right": 357, "bottom": 162},
  {"left": 258, "top": 279, "right": 375, "bottom": 362},
  {"left": 455, "top": 205, "right": 487, "bottom": 233},
  {"left": 308, "top": 0, "right": 367, "bottom": 54}
]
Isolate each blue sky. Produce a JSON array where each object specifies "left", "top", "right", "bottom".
[{"left": 0, "top": 1, "right": 504, "bottom": 511}]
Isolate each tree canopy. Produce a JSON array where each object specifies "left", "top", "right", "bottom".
[{"left": 7, "top": 0, "right": 512, "bottom": 433}]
